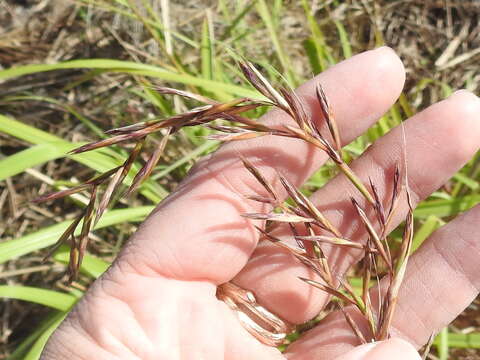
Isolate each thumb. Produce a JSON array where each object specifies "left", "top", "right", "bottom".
[{"left": 336, "top": 338, "right": 421, "bottom": 360}]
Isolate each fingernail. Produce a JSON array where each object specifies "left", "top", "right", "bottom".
[
  {"left": 450, "top": 89, "right": 478, "bottom": 98},
  {"left": 375, "top": 45, "right": 395, "bottom": 54},
  {"left": 338, "top": 338, "right": 421, "bottom": 360},
  {"left": 338, "top": 341, "right": 383, "bottom": 359}
]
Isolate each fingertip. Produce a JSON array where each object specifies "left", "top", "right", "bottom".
[
  {"left": 337, "top": 338, "right": 420, "bottom": 360},
  {"left": 448, "top": 89, "right": 480, "bottom": 116},
  {"left": 444, "top": 89, "right": 480, "bottom": 158},
  {"left": 373, "top": 46, "right": 406, "bottom": 86}
]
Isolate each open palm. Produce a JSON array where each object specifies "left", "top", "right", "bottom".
[{"left": 42, "top": 47, "right": 480, "bottom": 360}]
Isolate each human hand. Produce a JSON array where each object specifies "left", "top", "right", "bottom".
[{"left": 41, "top": 47, "right": 480, "bottom": 360}]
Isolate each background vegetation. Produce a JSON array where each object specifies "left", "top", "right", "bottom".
[{"left": 0, "top": 0, "right": 479, "bottom": 358}]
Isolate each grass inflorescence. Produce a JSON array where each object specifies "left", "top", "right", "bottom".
[{"left": 34, "top": 59, "right": 414, "bottom": 345}]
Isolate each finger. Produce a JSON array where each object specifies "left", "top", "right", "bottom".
[
  {"left": 233, "top": 90, "right": 480, "bottom": 324},
  {"left": 335, "top": 339, "right": 420, "bottom": 360},
  {"left": 115, "top": 47, "right": 405, "bottom": 283},
  {"left": 284, "top": 204, "right": 480, "bottom": 360}
]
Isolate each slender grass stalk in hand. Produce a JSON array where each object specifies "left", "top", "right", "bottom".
[{"left": 34, "top": 60, "right": 414, "bottom": 343}]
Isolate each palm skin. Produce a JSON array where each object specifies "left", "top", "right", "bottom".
[{"left": 42, "top": 47, "right": 480, "bottom": 360}]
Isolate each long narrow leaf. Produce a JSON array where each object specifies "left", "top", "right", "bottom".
[
  {"left": 24, "top": 312, "right": 68, "bottom": 360},
  {"left": 414, "top": 195, "right": 480, "bottom": 218},
  {"left": 0, "top": 143, "right": 71, "bottom": 181},
  {"left": 0, "top": 286, "right": 77, "bottom": 311},
  {"left": 0, "top": 59, "right": 263, "bottom": 99},
  {"left": 8, "top": 311, "right": 64, "bottom": 360},
  {"left": 0, "top": 114, "right": 165, "bottom": 201},
  {"left": 0, "top": 206, "right": 154, "bottom": 263}
]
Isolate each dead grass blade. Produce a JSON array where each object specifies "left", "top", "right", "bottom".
[{"left": 421, "top": 333, "right": 436, "bottom": 360}]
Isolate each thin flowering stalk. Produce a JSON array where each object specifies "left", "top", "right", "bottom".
[
  {"left": 337, "top": 163, "right": 376, "bottom": 205},
  {"left": 377, "top": 191, "right": 414, "bottom": 340},
  {"left": 242, "top": 212, "right": 316, "bottom": 223}
]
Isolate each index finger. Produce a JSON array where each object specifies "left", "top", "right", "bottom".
[{"left": 117, "top": 47, "right": 406, "bottom": 284}]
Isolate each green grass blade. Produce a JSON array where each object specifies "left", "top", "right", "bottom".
[
  {"left": 4, "top": 95, "right": 106, "bottom": 138},
  {"left": 433, "top": 332, "right": 480, "bottom": 348},
  {"left": 0, "top": 59, "right": 263, "bottom": 99},
  {"left": 303, "top": 38, "right": 322, "bottom": 75},
  {"left": 151, "top": 140, "right": 218, "bottom": 180},
  {"left": 255, "top": 0, "right": 296, "bottom": 85},
  {"left": 222, "top": 0, "right": 257, "bottom": 40},
  {"left": 334, "top": 20, "right": 352, "bottom": 59},
  {"left": 412, "top": 215, "right": 444, "bottom": 252},
  {"left": 8, "top": 311, "right": 64, "bottom": 360},
  {"left": 131, "top": 82, "right": 173, "bottom": 115},
  {"left": 414, "top": 195, "right": 480, "bottom": 218},
  {"left": 301, "top": 0, "right": 335, "bottom": 71},
  {"left": 0, "top": 143, "right": 72, "bottom": 181},
  {"left": 0, "top": 114, "right": 165, "bottom": 201},
  {"left": 453, "top": 172, "right": 479, "bottom": 191},
  {"left": 0, "top": 206, "right": 154, "bottom": 263},
  {"left": 79, "top": 0, "right": 198, "bottom": 49},
  {"left": 24, "top": 312, "right": 68, "bottom": 360},
  {"left": 389, "top": 103, "right": 403, "bottom": 127},
  {"left": 398, "top": 93, "right": 414, "bottom": 118},
  {"left": 0, "top": 286, "right": 77, "bottom": 311},
  {"left": 201, "top": 15, "right": 214, "bottom": 80},
  {"left": 437, "top": 327, "right": 449, "bottom": 360}
]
